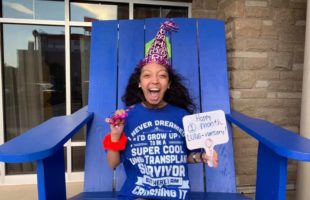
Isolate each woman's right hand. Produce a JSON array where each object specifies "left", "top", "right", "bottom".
[
  {"left": 106, "top": 109, "right": 127, "bottom": 142},
  {"left": 110, "top": 118, "right": 125, "bottom": 142}
]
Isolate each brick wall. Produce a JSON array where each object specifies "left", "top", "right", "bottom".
[{"left": 192, "top": 0, "right": 307, "bottom": 191}]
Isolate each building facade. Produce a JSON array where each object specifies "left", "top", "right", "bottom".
[{"left": 191, "top": 0, "right": 307, "bottom": 196}]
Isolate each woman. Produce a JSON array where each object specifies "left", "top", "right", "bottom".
[{"left": 103, "top": 20, "right": 218, "bottom": 200}]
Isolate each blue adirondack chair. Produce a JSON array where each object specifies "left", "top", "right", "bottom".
[{"left": 1, "top": 18, "right": 310, "bottom": 200}]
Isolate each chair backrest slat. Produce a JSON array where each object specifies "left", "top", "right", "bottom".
[
  {"left": 116, "top": 19, "right": 145, "bottom": 190},
  {"left": 86, "top": 20, "right": 118, "bottom": 191},
  {"left": 199, "top": 19, "right": 230, "bottom": 114},
  {"left": 171, "top": 18, "right": 205, "bottom": 192},
  {"left": 198, "top": 19, "right": 236, "bottom": 192},
  {"left": 118, "top": 20, "right": 145, "bottom": 107}
]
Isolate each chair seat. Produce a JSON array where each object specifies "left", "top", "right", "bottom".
[{"left": 70, "top": 191, "right": 252, "bottom": 200}]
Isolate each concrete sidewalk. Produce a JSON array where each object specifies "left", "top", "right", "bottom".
[{"left": 0, "top": 182, "right": 83, "bottom": 200}]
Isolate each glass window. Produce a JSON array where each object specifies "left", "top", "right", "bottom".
[
  {"left": 2, "top": 0, "right": 64, "bottom": 20},
  {"left": 71, "top": 27, "right": 90, "bottom": 114},
  {"left": 134, "top": 4, "right": 188, "bottom": 19},
  {"left": 161, "top": 6, "right": 188, "bottom": 18},
  {"left": 134, "top": 4, "right": 159, "bottom": 19},
  {"left": 71, "top": 27, "right": 91, "bottom": 142},
  {"left": 70, "top": 2, "right": 129, "bottom": 22},
  {"left": 72, "top": 146, "right": 85, "bottom": 172},
  {"left": 3, "top": 24, "right": 66, "bottom": 174}
]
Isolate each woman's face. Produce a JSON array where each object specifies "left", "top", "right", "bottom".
[{"left": 139, "top": 63, "right": 170, "bottom": 108}]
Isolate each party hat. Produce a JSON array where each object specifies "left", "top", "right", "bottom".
[{"left": 138, "top": 20, "right": 178, "bottom": 69}]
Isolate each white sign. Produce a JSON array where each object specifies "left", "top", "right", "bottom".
[{"left": 182, "top": 110, "right": 229, "bottom": 167}]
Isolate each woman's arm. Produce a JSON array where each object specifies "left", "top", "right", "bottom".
[
  {"left": 105, "top": 113, "right": 126, "bottom": 169},
  {"left": 107, "top": 150, "right": 121, "bottom": 169},
  {"left": 105, "top": 125, "right": 124, "bottom": 169}
]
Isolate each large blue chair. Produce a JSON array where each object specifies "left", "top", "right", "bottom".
[{"left": 1, "top": 18, "right": 310, "bottom": 200}]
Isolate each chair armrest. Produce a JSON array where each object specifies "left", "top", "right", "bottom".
[
  {"left": 0, "top": 106, "right": 94, "bottom": 163},
  {"left": 226, "top": 110, "right": 310, "bottom": 161}
]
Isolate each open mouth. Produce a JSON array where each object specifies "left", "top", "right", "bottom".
[
  {"left": 149, "top": 88, "right": 160, "bottom": 93},
  {"left": 148, "top": 88, "right": 161, "bottom": 100}
]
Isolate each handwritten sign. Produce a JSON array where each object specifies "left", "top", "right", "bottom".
[{"left": 182, "top": 110, "right": 229, "bottom": 167}]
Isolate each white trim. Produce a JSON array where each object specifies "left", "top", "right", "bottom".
[
  {"left": 129, "top": 2, "right": 134, "bottom": 20},
  {"left": 79, "top": 0, "right": 130, "bottom": 3},
  {"left": 69, "top": 21, "right": 92, "bottom": 27},
  {"left": 132, "top": 0, "right": 190, "bottom": 7},
  {"left": 67, "top": 143, "right": 72, "bottom": 178},
  {"left": 188, "top": 4, "right": 192, "bottom": 18},
  {"left": 65, "top": 1, "right": 71, "bottom": 116},
  {"left": 68, "top": 142, "right": 86, "bottom": 147},
  {"left": 65, "top": 0, "right": 73, "bottom": 179},
  {"left": 0, "top": 18, "right": 65, "bottom": 25},
  {"left": 296, "top": 0, "right": 310, "bottom": 199},
  {"left": 0, "top": 20, "right": 4, "bottom": 183},
  {"left": 0, "top": 163, "right": 4, "bottom": 184}
]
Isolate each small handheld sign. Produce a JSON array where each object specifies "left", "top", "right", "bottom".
[{"left": 182, "top": 110, "right": 229, "bottom": 167}]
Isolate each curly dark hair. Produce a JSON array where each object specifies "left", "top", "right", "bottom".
[{"left": 121, "top": 67, "right": 196, "bottom": 114}]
